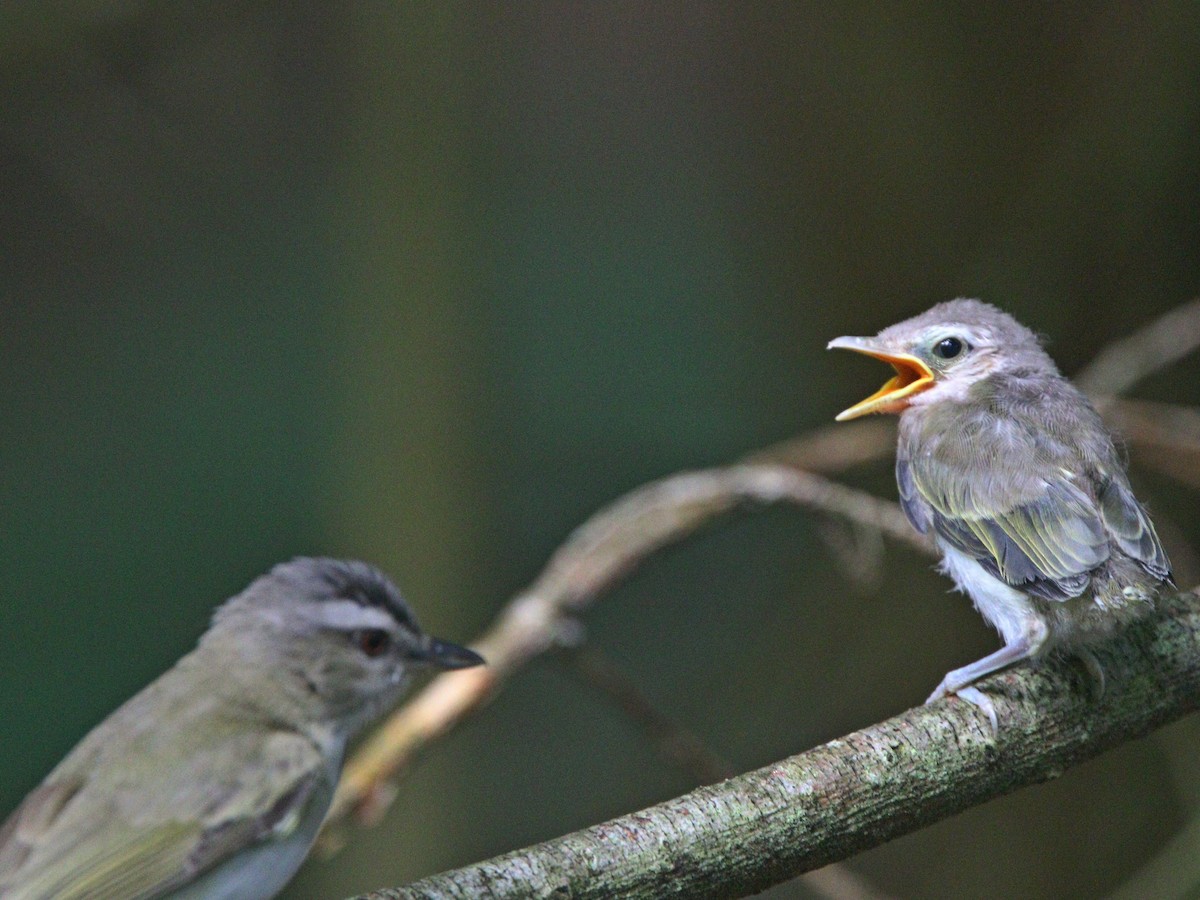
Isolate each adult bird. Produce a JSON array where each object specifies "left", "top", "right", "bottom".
[
  {"left": 0, "top": 557, "right": 484, "bottom": 900},
  {"left": 829, "top": 299, "right": 1172, "bottom": 727}
]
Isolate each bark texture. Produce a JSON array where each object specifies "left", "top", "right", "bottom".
[{"left": 362, "top": 589, "right": 1200, "bottom": 900}]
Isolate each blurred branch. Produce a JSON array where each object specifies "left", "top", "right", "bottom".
[
  {"left": 560, "top": 646, "right": 736, "bottom": 786},
  {"left": 361, "top": 590, "right": 1200, "bottom": 900},
  {"left": 327, "top": 296, "right": 1199, "bottom": 889},
  {"left": 1074, "top": 298, "right": 1200, "bottom": 398},
  {"left": 1103, "top": 397, "right": 1200, "bottom": 586},
  {"left": 1103, "top": 398, "right": 1200, "bottom": 490},
  {"left": 563, "top": 638, "right": 892, "bottom": 899},
  {"left": 325, "top": 464, "right": 930, "bottom": 830},
  {"left": 749, "top": 420, "right": 896, "bottom": 473}
]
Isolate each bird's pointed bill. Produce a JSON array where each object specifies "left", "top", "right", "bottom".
[
  {"left": 827, "top": 336, "right": 935, "bottom": 420},
  {"left": 424, "top": 637, "right": 485, "bottom": 670}
]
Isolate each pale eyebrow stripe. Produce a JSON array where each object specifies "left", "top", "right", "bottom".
[{"left": 314, "top": 600, "right": 397, "bottom": 632}]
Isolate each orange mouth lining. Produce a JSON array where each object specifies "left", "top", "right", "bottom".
[
  {"left": 876, "top": 358, "right": 927, "bottom": 393},
  {"left": 832, "top": 349, "right": 934, "bottom": 420}
]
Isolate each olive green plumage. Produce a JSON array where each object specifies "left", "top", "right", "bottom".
[
  {"left": 0, "top": 557, "right": 483, "bottom": 900},
  {"left": 0, "top": 655, "right": 331, "bottom": 900}
]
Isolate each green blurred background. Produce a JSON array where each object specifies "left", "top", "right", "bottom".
[{"left": 2, "top": 4, "right": 1199, "bottom": 898}]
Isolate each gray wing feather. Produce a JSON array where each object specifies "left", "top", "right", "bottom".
[
  {"left": 900, "top": 387, "right": 1168, "bottom": 601},
  {"left": 1098, "top": 477, "right": 1172, "bottom": 582},
  {"left": 895, "top": 453, "right": 930, "bottom": 534}
]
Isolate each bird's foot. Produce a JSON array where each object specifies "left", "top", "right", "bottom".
[
  {"left": 955, "top": 687, "right": 999, "bottom": 735},
  {"left": 925, "top": 678, "right": 951, "bottom": 705},
  {"left": 925, "top": 680, "right": 999, "bottom": 736}
]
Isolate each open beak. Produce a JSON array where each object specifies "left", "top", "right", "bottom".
[{"left": 826, "top": 336, "right": 935, "bottom": 420}]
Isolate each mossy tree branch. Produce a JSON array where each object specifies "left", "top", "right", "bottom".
[{"left": 362, "top": 589, "right": 1200, "bottom": 900}]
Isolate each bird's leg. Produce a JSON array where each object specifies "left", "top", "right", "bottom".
[
  {"left": 926, "top": 632, "right": 1042, "bottom": 734},
  {"left": 925, "top": 638, "right": 1034, "bottom": 705},
  {"left": 928, "top": 614, "right": 1049, "bottom": 700}
]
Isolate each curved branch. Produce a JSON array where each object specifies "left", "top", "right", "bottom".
[
  {"left": 1074, "top": 298, "right": 1200, "bottom": 398},
  {"left": 362, "top": 589, "right": 1200, "bottom": 900},
  {"left": 326, "top": 463, "right": 929, "bottom": 828},
  {"left": 327, "top": 298, "right": 1200, "bottom": 891},
  {"left": 328, "top": 299, "right": 1200, "bottom": 834}
]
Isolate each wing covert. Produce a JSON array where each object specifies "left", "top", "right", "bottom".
[{"left": 0, "top": 732, "right": 325, "bottom": 900}]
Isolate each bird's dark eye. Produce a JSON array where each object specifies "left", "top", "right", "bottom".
[
  {"left": 932, "top": 336, "right": 965, "bottom": 359},
  {"left": 353, "top": 629, "right": 391, "bottom": 658}
]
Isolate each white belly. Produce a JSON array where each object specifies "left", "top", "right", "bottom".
[{"left": 937, "top": 542, "right": 1044, "bottom": 649}]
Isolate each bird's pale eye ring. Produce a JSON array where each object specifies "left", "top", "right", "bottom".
[
  {"left": 932, "top": 336, "right": 966, "bottom": 359},
  {"left": 353, "top": 628, "right": 392, "bottom": 658}
]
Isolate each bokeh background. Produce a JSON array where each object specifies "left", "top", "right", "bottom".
[{"left": 2, "top": 4, "right": 1199, "bottom": 898}]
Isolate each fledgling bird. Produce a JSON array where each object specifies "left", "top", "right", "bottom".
[
  {"left": 0, "top": 557, "right": 484, "bottom": 900},
  {"left": 828, "top": 299, "right": 1172, "bottom": 727}
]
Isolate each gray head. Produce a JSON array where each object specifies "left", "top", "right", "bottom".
[
  {"left": 827, "top": 299, "right": 1058, "bottom": 420},
  {"left": 203, "top": 557, "right": 483, "bottom": 723}
]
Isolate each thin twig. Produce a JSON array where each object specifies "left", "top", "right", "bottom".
[
  {"left": 1074, "top": 298, "right": 1200, "bottom": 397},
  {"left": 561, "top": 646, "right": 737, "bottom": 786},
  {"left": 1102, "top": 398, "right": 1200, "bottom": 490},
  {"left": 562, "top": 645, "right": 897, "bottom": 899},
  {"left": 748, "top": 420, "right": 896, "bottom": 474},
  {"left": 327, "top": 298, "right": 1200, "bottom": 877},
  {"left": 324, "top": 464, "right": 930, "bottom": 830}
]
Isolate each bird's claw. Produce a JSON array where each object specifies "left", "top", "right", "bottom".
[
  {"left": 925, "top": 681, "right": 998, "bottom": 736},
  {"left": 955, "top": 686, "right": 999, "bottom": 736},
  {"left": 1075, "top": 648, "right": 1106, "bottom": 701}
]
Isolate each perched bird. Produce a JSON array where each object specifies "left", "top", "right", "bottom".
[
  {"left": 0, "top": 557, "right": 483, "bottom": 900},
  {"left": 828, "top": 299, "right": 1172, "bottom": 727}
]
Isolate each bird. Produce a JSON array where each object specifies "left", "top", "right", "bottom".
[
  {"left": 0, "top": 557, "right": 484, "bottom": 900},
  {"left": 828, "top": 299, "right": 1172, "bottom": 728}
]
